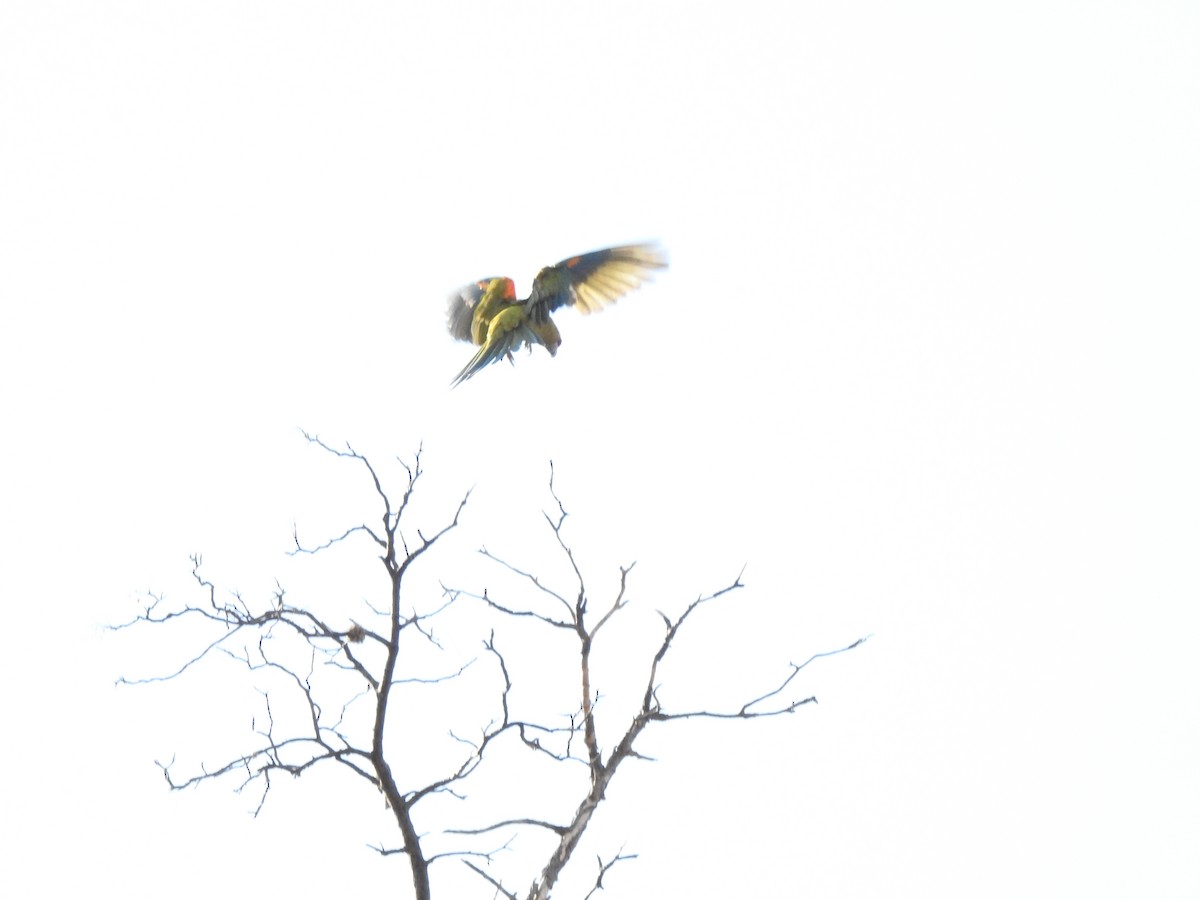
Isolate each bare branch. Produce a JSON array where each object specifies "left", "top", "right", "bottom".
[
  {"left": 451, "top": 583, "right": 574, "bottom": 630},
  {"left": 446, "top": 818, "right": 567, "bottom": 837},
  {"left": 114, "top": 629, "right": 237, "bottom": 685},
  {"left": 582, "top": 848, "right": 638, "bottom": 900},
  {"left": 545, "top": 461, "right": 588, "bottom": 619},
  {"left": 587, "top": 562, "right": 635, "bottom": 639},
  {"left": 426, "top": 836, "right": 516, "bottom": 865},
  {"left": 463, "top": 861, "right": 518, "bottom": 900},
  {"left": 477, "top": 547, "right": 575, "bottom": 619},
  {"left": 658, "top": 695, "right": 818, "bottom": 720},
  {"left": 290, "top": 523, "right": 383, "bottom": 554},
  {"left": 121, "top": 443, "right": 863, "bottom": 900}
]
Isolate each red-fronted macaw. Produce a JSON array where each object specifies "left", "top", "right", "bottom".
[{"left": 446, "top": 243, "right": 667, "bottom": 386}]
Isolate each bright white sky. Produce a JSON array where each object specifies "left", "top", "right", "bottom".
[{"left": 2, "top": 1, "right": 1198, "bottom": 897}]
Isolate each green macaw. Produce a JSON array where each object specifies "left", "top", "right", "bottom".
[{"left": 446, "top": 243, "right": 667, "bottom": 386}]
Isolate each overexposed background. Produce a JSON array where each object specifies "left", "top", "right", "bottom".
[{"left": 2, "top": 1, "right": 1197, "bottom": 897}]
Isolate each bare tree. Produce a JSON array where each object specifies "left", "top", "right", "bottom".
[{"left": 114, "top": 433, "right": 865, "bottom": 900}]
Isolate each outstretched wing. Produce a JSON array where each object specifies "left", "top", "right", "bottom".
[
  {"left": 525, "top": 243, "right": 667, "bottom": 320},
  {"left": 446, "top": 279, "right": 500, "bottom": 344}
]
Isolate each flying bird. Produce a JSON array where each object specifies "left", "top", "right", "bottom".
[{"left": 446, "top": 243, "right": 667, "bottom": 386}]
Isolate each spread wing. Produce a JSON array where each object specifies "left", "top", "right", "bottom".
[
  {"left": 446, "top": 279, "right": 499, "bottom": 344},
  {"left": 525, "top": 243, "right": 667, "bottom": 321}
]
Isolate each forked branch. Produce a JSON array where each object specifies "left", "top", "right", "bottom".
[
  {"left": 118, "top": 444, "right": 864, "bottom": 900},
  {"left": 450, "top": 464, "right": 866, "bottom": 900}
]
